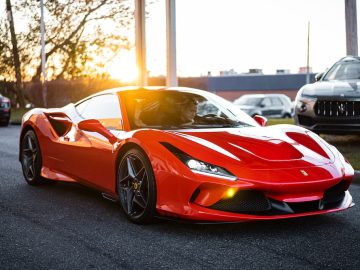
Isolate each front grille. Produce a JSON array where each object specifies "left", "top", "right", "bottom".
[
  {"left": 210, "top": 190, "right": 271, "bottom": 213},
  {"left": 315, "top": 100, "right": 360, "bottom": 117}
]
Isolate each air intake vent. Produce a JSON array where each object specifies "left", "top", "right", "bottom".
[{"left": 210, "top": 190, "right": 271, "bottom": 213}]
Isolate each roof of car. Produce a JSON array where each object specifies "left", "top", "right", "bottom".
[
  {"left": 339, "top": 56, "right": 360, "bottom": 62},
  {"left": 238, "top": 93, "right": 288, "bottom": 98},
  {"left": 75, "top": 86, "right": 212, "bottom": 105}
]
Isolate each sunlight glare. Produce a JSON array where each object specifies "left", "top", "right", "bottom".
[{"left": 107, "top": 52, "right": 138, "bottom": 83}]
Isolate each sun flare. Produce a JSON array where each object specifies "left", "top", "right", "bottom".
[{"left": 107, "top": 51, "right": 138, "bottom": 83}]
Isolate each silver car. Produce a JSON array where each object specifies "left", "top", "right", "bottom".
[{"left": 233, "top": 94, "right": 293, "bottom": 118}]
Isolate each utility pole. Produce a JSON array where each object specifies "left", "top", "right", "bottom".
[
  {"left": 40, "top": 0, "right": 47, "bottom": 107},
  {"left": 135, "top": 0, "right": 147, "bottom": 86},
  {"left": 345, "top": 0, "right": 358, "bottom": 56},
  {"left": 6, "top": 0, "right": 25, "bottom": 107},
  {"left": 166, "top": 0, "right": 178, "bottom": 87}
]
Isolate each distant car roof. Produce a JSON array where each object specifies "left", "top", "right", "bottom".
[
  {"left": 338, "top": 56, "right": 360, "bottom": 62},
  {"left": 237, "top": 93, "right": 289, "bottom": 99}
]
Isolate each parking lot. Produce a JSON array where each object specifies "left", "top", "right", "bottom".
[{"left": 0, "top": 125, "right": 360, "bottom": 269}]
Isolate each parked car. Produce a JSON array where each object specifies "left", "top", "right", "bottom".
[
  {"left": 19, "top": 86, "right": 353, "bottom": 224},
  {"left": 233, "top": 94, "right": 293, "bottom": 118},
  {"left": 295, "top": 56, "right": 360, "bottom": 134},
  {"left": 0, "top": 94, "right": 11, "bottom": 126}
]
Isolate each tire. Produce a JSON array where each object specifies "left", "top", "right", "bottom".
[
  {"left": 282, "top": 113, "right": 292, "bottom": 119},
  {"left": 117, "top": 148, "right": 157, "bottom": 224},
  {"left": 20, "top": 130, "right": 47, "bottom": 185}
]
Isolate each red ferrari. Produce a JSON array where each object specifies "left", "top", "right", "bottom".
[{"left": 19, "top": 87, "right": 354, "bottom": 223}]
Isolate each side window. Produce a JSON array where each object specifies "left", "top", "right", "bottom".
[
  {"left": 271, "top": 97, "right": 282, "bottom": 106},
  {"left": 261, "top": 98, "right": 271, "bottom": 107},
  {"left": 76, "top": 94, "right": 122, "bottom": 130},
  {"left": 197, "top": 101, "right": 220, "bottom": 116}
]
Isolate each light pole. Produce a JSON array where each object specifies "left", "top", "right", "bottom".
[
  {"left": 38, "top": 0, "right": 47, "bottom": 107},
  {"left": 166, "top": 0, "right": 177, "bottom": 87},
  {"left": 135, "top": 0, "right": 147, "bottom": 86},
  {"left": 345, "top": 0, "right": 358, "bottom": 56}
]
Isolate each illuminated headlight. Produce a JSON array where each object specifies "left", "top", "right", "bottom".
[
  {"left": 185, "top": 159, "right": 236, "bottom": 180},
  {"left": 161, "top": 142, "right": 237, "bottom": 181}
]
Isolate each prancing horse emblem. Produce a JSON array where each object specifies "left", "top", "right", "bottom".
[
  {"left": 300, "top": 170, "right": 308, "bottom": 176},
  {"left": 338, "top": 103, "right": 345, "bottom": 114}
]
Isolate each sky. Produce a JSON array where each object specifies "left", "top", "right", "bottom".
[
  {"left": 1, "top": 0, "right": 359, "bottom": 81},
  {"left": 144, "top": 0, "right": 358, "bottom": 78}
]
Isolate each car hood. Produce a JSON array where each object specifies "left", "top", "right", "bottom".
[
  {"left": 163, "top": 125, "right": 335, "bottom": 171},
  {"left": 302, "top": 80, "right": 360, "bottom": 98}
]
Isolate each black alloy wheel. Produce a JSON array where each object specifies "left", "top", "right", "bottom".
[
  {"left": 20, "top": 130, "right": 46, "bottom": 185},
  {"left": 117, "top": 148, "right": 156, "bottom": 224}
]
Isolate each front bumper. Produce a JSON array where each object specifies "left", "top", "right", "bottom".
[
  {"left": 155, "top": 165, "right": 354, "bottom": 222},
  {"left": 0, "top": 110, "right": 10, "bottom": 121},
  {"left": 158, "top": 190, "right": 353, "bottom": 222}
]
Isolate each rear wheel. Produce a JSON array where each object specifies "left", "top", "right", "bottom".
[
  {"left": 20, "top": 130, "right": 47, "bottom": 185},
  {"left": 117, "top": 148, "right": 156, "bottom": 224}
]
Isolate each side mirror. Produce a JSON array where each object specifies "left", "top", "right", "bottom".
[
  {"left": 253, "top": 115, "right": 267, "bottom": 127},
  {"left": 78, "top": 119, "right": 118, "bottom": 144},
  {"left": 315, "top": 72, "right": 324, "bottom": 82}
]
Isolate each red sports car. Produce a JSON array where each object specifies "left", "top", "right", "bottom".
[{"left": 19, "top": 87, "right": 354, "bottom": 223}]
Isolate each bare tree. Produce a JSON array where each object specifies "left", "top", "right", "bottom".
[{"left": 5, "top": 0, "right": 25, "bottom": 106}]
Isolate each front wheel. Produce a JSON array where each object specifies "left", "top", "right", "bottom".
[
  {"left": 20, "top": 130, "right": 47, "bottom": 185},
  {"left": 117, "top": 148, "right": 157, "bottom": 224}
]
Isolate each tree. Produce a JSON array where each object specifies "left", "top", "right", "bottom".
[
  {"left": 4, "top": 0, "right": 25, "bottom": 106},
  {"left": 0, "top": 0, "right": 133, "bottom": 83}
]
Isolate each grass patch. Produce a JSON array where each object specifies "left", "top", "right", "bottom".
[
  {"left": 267, "top": 118, "right": 295, "bottom": 126},
  {"left": 10, "top": 108, "right": 29, "bottom": 124},
  {"left": 267, "top": 118, "right": 360, "bottom": 170}
]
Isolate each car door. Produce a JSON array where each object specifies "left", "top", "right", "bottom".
[
  {"left": 60, "top": 94, "right": 123, "bottom": 192},
  {"left": 270, "top": 97, "right": 283, "bottom": 117},
  {"left": 260, "top": 97, "right": 272, "bottom": 116}
]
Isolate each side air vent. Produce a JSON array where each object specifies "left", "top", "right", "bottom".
[{"left": 45, "top": 113, "right": 72, "bottom": 137}]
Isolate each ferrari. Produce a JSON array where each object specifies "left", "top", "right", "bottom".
[{"left": 19, "top": 87, "right": 354, "bottom": 224}]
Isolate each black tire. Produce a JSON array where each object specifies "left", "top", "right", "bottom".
[
  {"left": 282, "top": 113, "right": 292, "bottom": 119},
  {"left": 20, "top": 130, "right": 47, "bottom": 185},
  {"left": 117, "top": 148, "right": 157, "bottom": 224}
]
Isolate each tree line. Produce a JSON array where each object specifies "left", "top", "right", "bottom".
[{"left": 0, "top": 0, "right": 133, "bottom": 107}]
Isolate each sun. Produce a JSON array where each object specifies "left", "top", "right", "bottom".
[{"left": 107, "top": 51, "right": 138, "bottom": 83}]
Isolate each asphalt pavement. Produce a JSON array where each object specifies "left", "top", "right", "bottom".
[{"left": 1, "top": 125, "right": 360, "bottom": 269}]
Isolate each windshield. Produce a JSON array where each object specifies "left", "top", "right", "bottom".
[
  {"left": 122, "top": 90, "right": 258, "bottom": 130},
  {"left": 234, "top": 96, "right": 262, "bottom": 106},
  {"left": 323, "top": 61, "right": 360, "bottom": 81}
]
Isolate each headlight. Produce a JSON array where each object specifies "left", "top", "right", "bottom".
[
  {"left": 295, "top": 91, "right": 316, "bottom": 113},
  {"left": 161, "top": 142, "right": 237, "bottom": 181}
]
